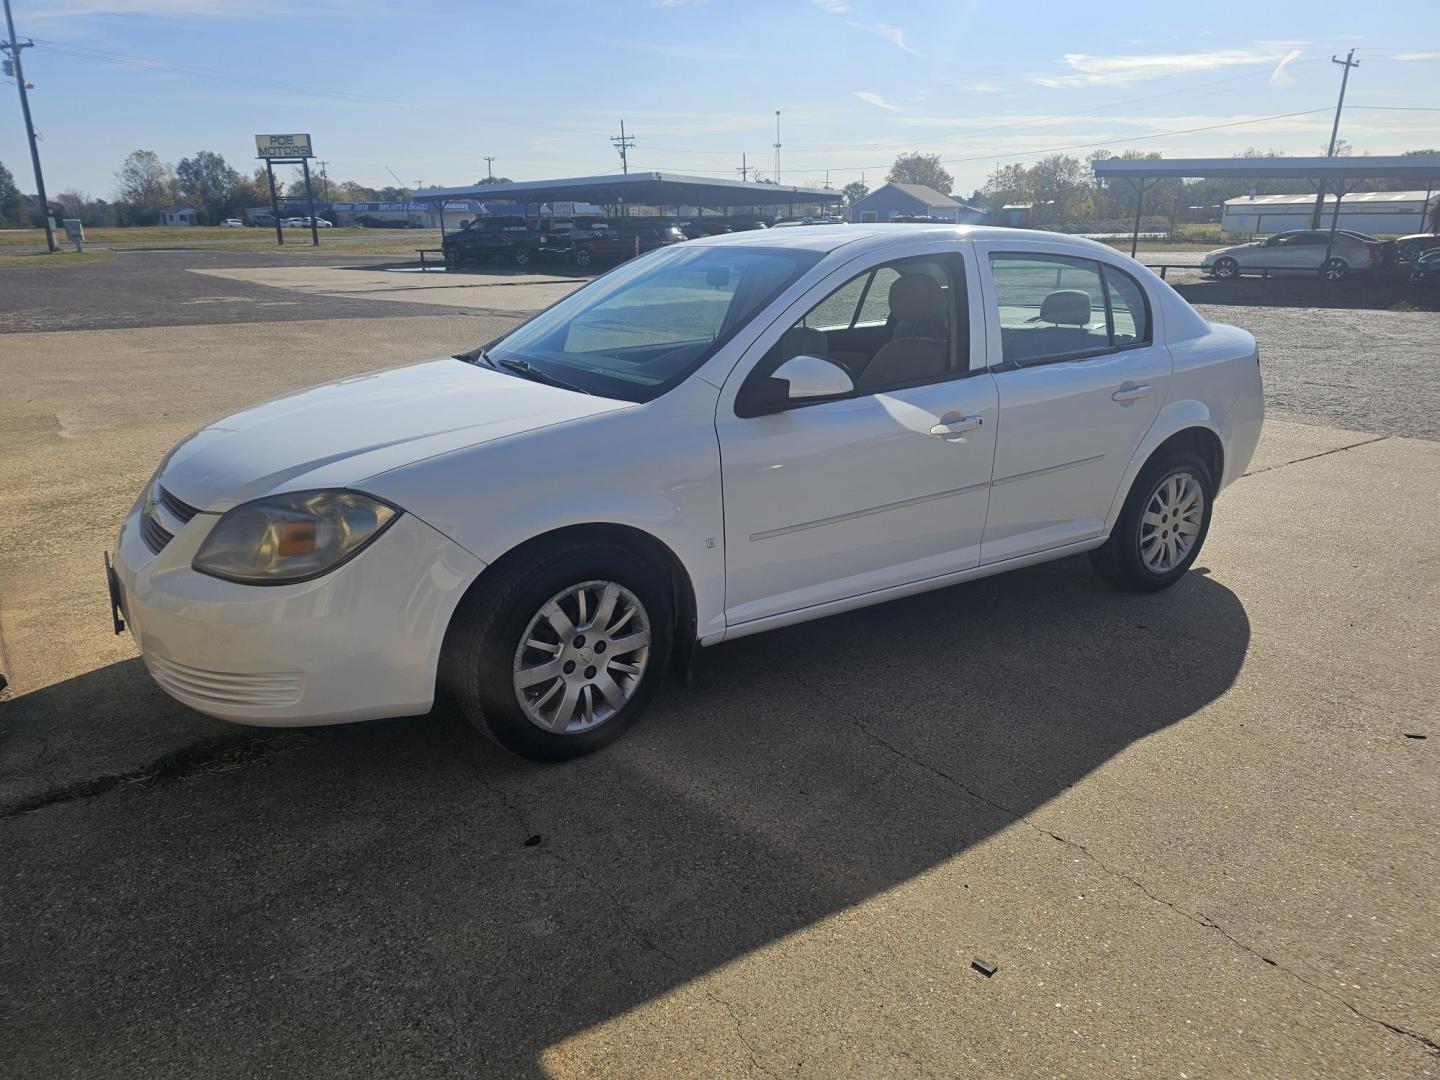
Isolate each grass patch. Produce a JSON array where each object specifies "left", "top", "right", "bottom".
[
  {"left": 0, "top": 248, "right": 117, "bottom": 268},
  {"left": 0, "top": 225, "right": 444, "bottom": 258}
]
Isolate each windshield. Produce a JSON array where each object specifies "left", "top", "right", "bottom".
[{"left": 485, "top": 244, "right": 822, "bottom": 403}]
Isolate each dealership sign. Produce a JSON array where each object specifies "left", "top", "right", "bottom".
[{"left": 255, "top": 133, "right": 313, "bottom": 159}]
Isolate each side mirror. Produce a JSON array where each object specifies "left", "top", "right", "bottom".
[{"left": 772, "top": 354, "right": 854, "bottom": 401}]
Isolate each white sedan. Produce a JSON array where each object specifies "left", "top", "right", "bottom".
[{"left": 109, "top": 225, "right": 1263, "bottom": 761}]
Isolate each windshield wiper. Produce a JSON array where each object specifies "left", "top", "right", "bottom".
[
  {"left": 494, "top": 357, "right": 591, "bottom": 395},
  {"left": 454, "top": 345, "right": 498, "bottom": 368}
]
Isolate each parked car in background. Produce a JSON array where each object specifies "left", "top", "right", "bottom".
[
  {"left": 219, "top": 219, "right": 246, "bottom": 228},
  {"left": 681, "top": 220, "right": 733, "bottom": 240},
  {"left": 562, "top": 223, "right": 686, "bottom": 267},
  {"left": 281, "top": 217, "right": 307, "bottom": 227},
  {"left": 1408, "top": 248, "right": 1440, "bottom": 287},
  {"left": 1201, "top": 230, "right": 1377, "bottom": 280},
  {"left": 442, "top": 217, "right": 542, "bottom": 267},
  {"left": 1393, "top": 233, "right": 1440, "bottom": 263},
  {"left": 771, "top": 216, "right": 844, "bottom": 228},
  {"left": 109, "top": 225, "right": 1262, "bottom": 762}
]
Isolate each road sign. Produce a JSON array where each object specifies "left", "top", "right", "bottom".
[{"left": 255, "top": 133, "right": 313, "bottom": 159}]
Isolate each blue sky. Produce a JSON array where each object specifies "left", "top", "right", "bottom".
[{"left": 3, "top": 0, "right": 1438, "bottom": 200}]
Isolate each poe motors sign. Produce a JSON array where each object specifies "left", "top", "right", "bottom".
[{"left": 255, "top": 133, "right": 313, "bottom": 160}]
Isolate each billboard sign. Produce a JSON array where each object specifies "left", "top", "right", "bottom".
[{"left": 255, "top": 133, "right": 313, "bottom": 159}]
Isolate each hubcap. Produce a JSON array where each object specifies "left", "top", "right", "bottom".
[
  {"left": 512, "top": 581, "right": 651, "bottom": 734},
  {"left": 1139, "top": 471, "right": 1204, "bottom": 574}
]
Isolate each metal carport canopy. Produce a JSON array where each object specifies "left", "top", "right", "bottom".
[
  {"left": 1091, "top": 155, "right": 1440, "bottom": 182},
  {"left": 416, "top": 171, "right": 842, "bottom": 210}
]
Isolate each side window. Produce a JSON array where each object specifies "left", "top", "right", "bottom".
[
  {"left": 1102, "top": 265, "right": 1150, "bottom": 346},
  {"left": 989, "top": 253, "right": 1109, "bottom": 366},
  {"left": 737, "top": 255, "right": 968, "bottom": 415}
]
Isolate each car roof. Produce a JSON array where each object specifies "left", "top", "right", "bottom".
[{"left": 685, "top": 223, "right": 1129, "bottom": 258}]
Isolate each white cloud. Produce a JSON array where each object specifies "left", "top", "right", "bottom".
[
  {"left": 1268, "top": 48, "right": 1302, "bottom": 85},
  {"left": 1395, "top": 52, "right": 1440, "bottom": 61},
  {"left": 854, "top": 91, "right": 900, "bottom": 111},
  {"left": 846, "top": 21, "right": 919, "bottom": 55},
  {"left": 809, "top": 0, "right": 849, "bottom": 11},
  {"left": 1033, "top": 47, "right": 1291, "bottom": 88}
]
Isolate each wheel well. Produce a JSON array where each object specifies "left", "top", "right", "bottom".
[
  {"left": 1149, "top": 426, "right": 1224, "bottom": 487},
  {"left": 441, "top": 523, "right": 698, "bottom": 685}
]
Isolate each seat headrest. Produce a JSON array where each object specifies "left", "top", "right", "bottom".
[
  {"left": 1039, "top": 290, "right": 1092, "bottom": 326},
  {"left": 889, "top": 274, "right": 946, "bottom": 325}
]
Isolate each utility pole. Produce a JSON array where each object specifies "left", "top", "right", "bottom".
[
  {"left": 611, "top": 119, "right": 634, "bottom": 174},
  {"left": 1311, "top": 48, "right": 1360, "bottom": 227},
  {"left": 736, "top": 153, "right": 748, "bottom": 182},
  {"left": 2, "top": 0, "right": 56, "bottom": 251},
  {"left": 773, "top": 110, "right": 781, "bottom": 185},
  {"left": 483, "top": 155, "right": 496, "bottom": 182},
  {"left": 316, "top": 159, "right": 330, "bottom": 202}
]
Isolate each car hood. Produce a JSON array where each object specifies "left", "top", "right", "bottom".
[{"left": 160, "top": 358, "right": 632, "bottom": 512}]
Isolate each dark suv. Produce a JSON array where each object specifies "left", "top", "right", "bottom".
[
  {"left": 442, "top": 218, "right": 544, "bottom": 267},
  {"left": 546, "top": 223, "right": 686, "bottom": 268}
]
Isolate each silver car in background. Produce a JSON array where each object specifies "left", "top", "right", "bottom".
[{"left": 1201, "top": 230, "right": 1378, "bottom": 281}]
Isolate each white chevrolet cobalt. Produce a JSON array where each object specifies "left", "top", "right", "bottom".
[{"left": 108, "top": 226, "right": 1263, "bottom": 761}]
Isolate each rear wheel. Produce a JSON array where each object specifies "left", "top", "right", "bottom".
[
  {"left": 573, "top": 246, "right": 594, "bottom": 268},
  {"left": 1321, "top": 257, "right": 1348, "bottom": 281},
  {"left": 1398, "top": 240, "right": 1425, "bottom": 262},
  {"left": 443, "top": 247, "right": 463, "bottom": 267},
  {"left": 513, "top": 246, "right": 532, "bottom": 268},
  {"left": 446, "top": 543, "right": 673, "bottom": 762},
  {"left": 1211, "top": 257, "right": 1239, "bottom": 280},
  {"left": 1089, "top": 450, "right": 1214, "bottom": 592}
]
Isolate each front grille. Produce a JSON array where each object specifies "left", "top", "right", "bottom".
[
  {"left": 158, "top": 486, "right": 200, "bottom": 524},
  {"left": 147, "top": 655, "right": 304, "bottom": 708},
  {"left": 140, "top": 511, "right": 173, "bottom": 554}
]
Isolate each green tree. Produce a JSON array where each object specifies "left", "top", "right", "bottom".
[
  {"left": 114, "top": 149, "right": 176, "bottom": 224},
  {"left": 841, "top": 179, "right": 869, "bottom": 205},
  {"left": 0, "top": 159, "right": 27, "bottom": 227},
  {"left": 886, "top": 152, "right": 953, "bottom": 195},
  {"left": 176, "top": 150, "right": 242, "bottom": 223}
]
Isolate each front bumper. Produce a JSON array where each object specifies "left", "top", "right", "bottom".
[{"left": 111, "top": 492, "right": 484, "bottom": 726}]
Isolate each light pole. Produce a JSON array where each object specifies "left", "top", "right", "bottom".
[{"left": 2, "top": 0, "right": 57, "bottom": 251}]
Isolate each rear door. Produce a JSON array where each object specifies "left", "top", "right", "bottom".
[{"left": 974, "top": 242, "right": 1171, "bottom": 563}]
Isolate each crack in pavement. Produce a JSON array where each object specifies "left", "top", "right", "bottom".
[
  {"left": 0, "top": 730, "right": 315, "bottom": 818},
  {"left": 1241, "top": 435, "right": 1389, "bottom": 478},
  {"left": 792, "top": 675, "right": 1440, "bottom": 1059}
]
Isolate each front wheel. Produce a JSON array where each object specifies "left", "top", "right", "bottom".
[
  {"left": 1321, "top": 257, "right": 1348, "bottom": 281},
  {"left": 1211, "top": 257, "right": 1239, "bottom": 280},
  {"left": 446, "top": 543, "right": 673, "bottom": 761},
  {"left": 572, "top": 246, "right": 594, "bottom": 268},
  {"left": 513, "top": 246, "right": 532, "bottom": 268},
  {"left": 1089, "top": 451, "right": 1214, "bottom": 592},
  {"left": 1398, "top": 241, "right": 1424, "bottom": 262},
  {"left": 443, "top": 247, "right": 463, "bottom": 267}
]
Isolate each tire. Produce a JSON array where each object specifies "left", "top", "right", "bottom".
[
  {"left": 573, "top": 246, "right": 593, "bottom": 268},
  {"left": 1089, "top": 450, "right": 1214, "bottom": 593},
  {"left": 1321, "top": 257, "right": 1348, "bottom": 281},
  {"left": 1398, "top": 241, "right": 1424, "bottom": 263},
  {"left": 446, "top": 542, "right": 674, "bottom": 762},
  {"left": 443, "top": 247, "right": 463, "bottom": 267},
  {"left": 513, "top": 246, "right": 531, "bottom": 268},
  {"left": 1211, "top": 257, "right": 1238, "bottom": 280}
]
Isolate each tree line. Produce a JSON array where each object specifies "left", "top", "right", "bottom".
[{"left": 0, "top": 149, "right": 445, "bottom": 229}]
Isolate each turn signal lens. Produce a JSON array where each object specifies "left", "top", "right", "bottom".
[{"left": 192, "top": 490, "right": 399, "bottom": 585}]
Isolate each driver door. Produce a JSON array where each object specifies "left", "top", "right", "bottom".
[{"left": 715, "top": 246, "right": 998, "bottom": 627}]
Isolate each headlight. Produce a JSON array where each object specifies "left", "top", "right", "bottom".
[{"left": 192, "top": 490, "right": 399, "bottom": 584}]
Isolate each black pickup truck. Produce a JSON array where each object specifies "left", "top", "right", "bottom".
[{"left": 442, "top": 218, "right": 545, "bottom": 267}]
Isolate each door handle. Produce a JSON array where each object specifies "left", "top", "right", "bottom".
[
  {"left": 1112, "top": 383, "right": 1152, "bottom": 403},
  {"left": 929, "top": 415, "right": 983, "bottom": 438}
]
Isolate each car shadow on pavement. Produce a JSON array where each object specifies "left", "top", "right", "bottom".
[
  {"left": 1, "top": 556, "right": 1249, "bottom": 1078},
  {"left": 1170, "top": 276, "right": 1440, "bottom": 311}
]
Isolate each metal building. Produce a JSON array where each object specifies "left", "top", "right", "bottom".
[
  {"left": 1221, "top": 190, "right": 1438, "bottom": 235},
  {"left": 846, "top": 183, "right": 985, "bottom": 224}
]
